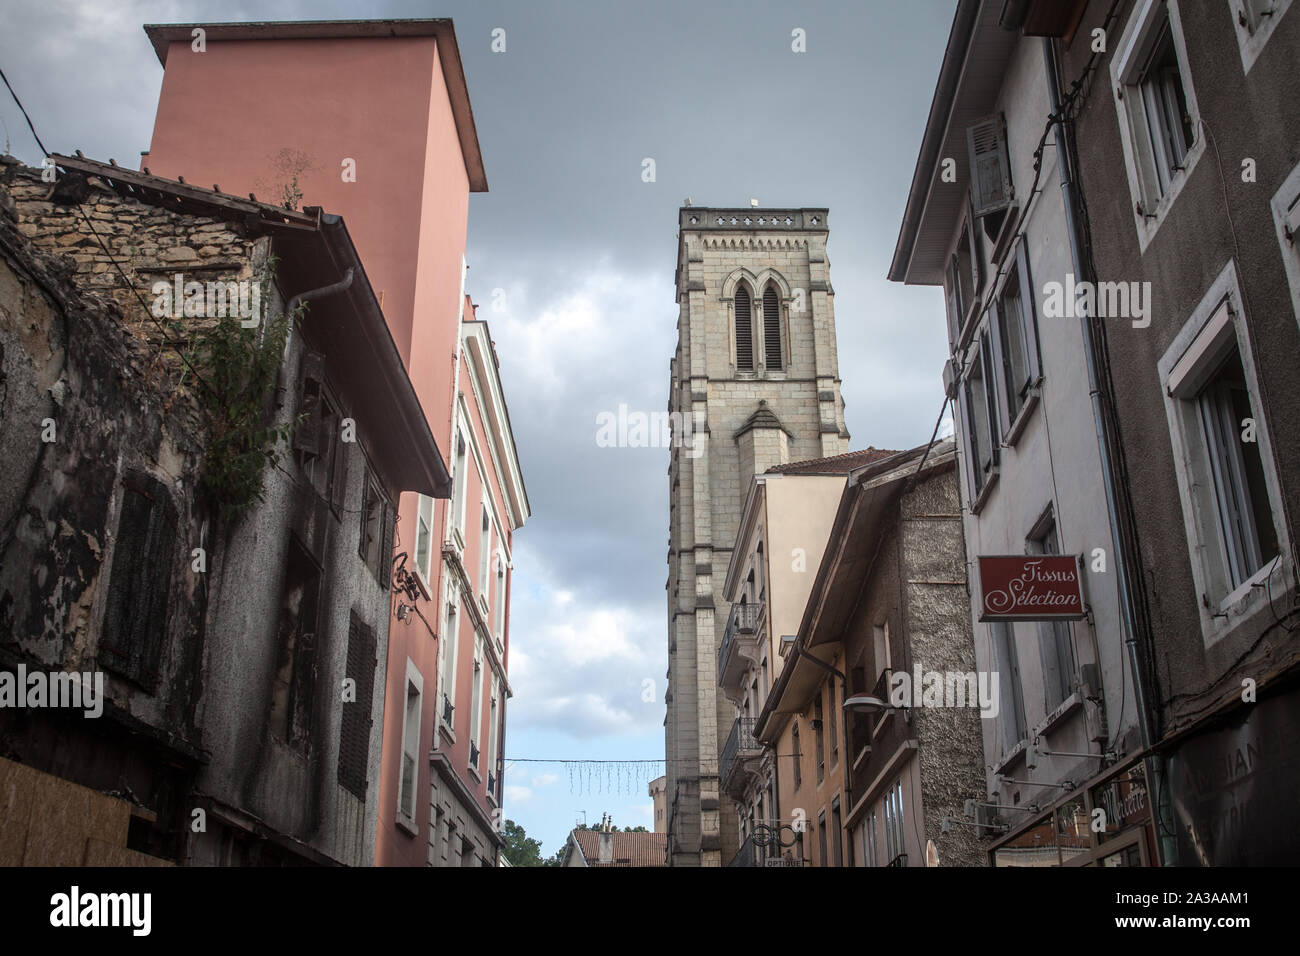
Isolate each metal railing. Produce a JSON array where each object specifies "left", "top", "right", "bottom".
[
  {"left": 717, "top": 602, "right": 761, "bottom": 681},
  {"left": 720, "top": 716, "right": 762, "bottom": 785}
]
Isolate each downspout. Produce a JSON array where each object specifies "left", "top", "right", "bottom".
[
  {"left": 1042, "top": 37, "right": 1170, "bottom": 865},
  {"left": 287, "top": 266, "right": 355, "bottom": 320}
]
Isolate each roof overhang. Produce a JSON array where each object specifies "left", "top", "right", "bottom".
[
  {"left": 45, "top": 153, "right": 450, "bottom": 504},
  {"left": 887, "top": 1, "right": 1016, "bottom": 286},
  {"left": 142, "top": 19, "right": 488, "bottom": 192}
]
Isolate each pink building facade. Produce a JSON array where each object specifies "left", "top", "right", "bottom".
[{"left": 141, "top": 18, "right": 527, "bottom": 866}]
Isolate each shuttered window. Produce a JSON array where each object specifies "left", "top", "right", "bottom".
[
  {"left": 967, "top": 114, "right": 1013, "bottom": 218},
  {"left": 763, "top": 285, "right": 782, "bottom": 370},
  {"left": 735, "top": 286, "right": 754, "bottom": 371},
  {"left": 359, "top": 473, "right": 395, "bottom": 589},
  {"left": 101, "top": 473, "right": 177, "bottom": 691},
  {"left": 338, "top": 613, "right": 377, "bottom": 799}
]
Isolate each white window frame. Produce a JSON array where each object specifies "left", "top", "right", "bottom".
[
  {"left": 989, "top": 238, "right": 1042, "bottom": 445},
  {"left": 450, "top": 426, "right": 468, "bottom": 550},
  {"left": 486, "top": 676, "right": 500, "bottom": 801},
  {"left": 439, "top": 585, "right": 460, "bottom": 735},
  {"left": 415, "top": 494, "right": 434, "bottom": 586},
  {"left": 478, "top": 497, "right": 492, "bottom": 602},
  {"left": 1228, "top": 0, "right": 1293, "bottom": 73},
  {"left": 956, "top": 327, "right": 1001, "bottom": 511},
  {"left": 397, "top": 659, "right": 423, "bottom": 831},
  {"left": 493, "top": 549, "right": 507, "bottom": 643},
  {"left": 1158, "top": 259, "right": 1292, "bottom": 647},
  {"left": 468, "top": 640, "right": 484, "bottom": 778},
  {"left": 1270, "top": 160, "right": 1300, "bottom": 329},
  {"left": 1110, "top": 0, "right": 1204, "bottom": 251}
]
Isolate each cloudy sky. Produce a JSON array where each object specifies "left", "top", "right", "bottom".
[{"left": 1, "top": 0, "right": 954, "bottom": 857}]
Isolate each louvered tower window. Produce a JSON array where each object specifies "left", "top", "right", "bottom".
[
  {"left": 763, "top": 285, "right": 782, "bottom": 370},
  {"left": 735, "top": 285, "right": 754, "bottom": 371}
]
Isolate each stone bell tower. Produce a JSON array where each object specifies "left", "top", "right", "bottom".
[{"left": 664, "top": 207, "right": 848, "bottom": 866}]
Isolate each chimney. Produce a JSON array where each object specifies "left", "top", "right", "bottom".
[{"left": 598, "top": 814, "right": 613, "bottom": 863}]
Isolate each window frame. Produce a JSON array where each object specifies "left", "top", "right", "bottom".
[
  {"left": 1157, "top": 259, "right": 1292, "bottom": 646},
  {"left": 1110, "top": 0, "right": 1204, "bottom": 251},
  {"left": 956, "top": 327, "right": 1002, "bottom": 511},
  {"left": 1228, "top": 0, "right": 1293, "bottom": 73},
  {"left": 989, "top": 238, "right": 1043, "bottom": 444},
  {"left": 397, "top": 660, "right": 423, "bottom": 831},
  {"left": 1270, "top": 159, "right": 1300, "bottom": 330}
]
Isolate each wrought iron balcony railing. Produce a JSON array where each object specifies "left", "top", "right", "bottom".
[
  {"left": 719, "top": 716, "right": 762, "bottom": 787},
  {"left": 717, "top": 602, "right": 761, "bottom": 682},
  {"left": 469, "top": 742, "right": 480, "bottom": 769}
]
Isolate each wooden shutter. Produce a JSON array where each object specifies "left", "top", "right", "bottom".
[
  {"left": 967, "top": 115, "right": 1013, "bottom": 217},
  {"left": 329, "top": 413, "right": 348, "bottom": 514},
  {"left": 735, "top": 286, "right": 754, "bottom": 371},
  {"left": 293, "top": 351, "right": 325, "bottom": 455},
  {"left": 380, "top": 500, "right": 396, "bottom": 591},
  {"left": 100, "top": 474, "right": 177, "bottom": 690},
  {"left": 338, "top": 613, "right": 377, "bottom": 799},
  {"left": 763, "top": 286, "right": 782, "bottom": 370}
]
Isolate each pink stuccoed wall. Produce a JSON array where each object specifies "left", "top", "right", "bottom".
[{"left": 145, "top": 32, "right": 479, "bottom": 867}]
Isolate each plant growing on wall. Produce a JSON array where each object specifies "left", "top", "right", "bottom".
[{"left": 181, "top": 263, "right": 299, "bottom": 518}]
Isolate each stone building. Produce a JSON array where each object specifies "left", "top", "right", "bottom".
[
  {"left": 665, "top": 207, "right": 850, "bottom": 866},
  {"left": 0, "top": 154, "right": 446, "bottom": 865}
]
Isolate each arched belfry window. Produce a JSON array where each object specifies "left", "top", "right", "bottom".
[
  {"left": 735, "top": 285, "right": 754, "bottom": 371},
  {"left": 763, "top": 284, "right": 783, "bottom": 370}
]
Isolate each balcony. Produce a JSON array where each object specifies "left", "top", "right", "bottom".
[
  {"left": 720, "top": 716, "right": 762, "bottom": 798},
  {"left": 728, "top": 822, "right": 798, "bottom": 867},
  {"left": 469, "top": 742, "right": 480, "bottom": 770},
  {"left": 717, "top": 602, "right": 762, "bottom": 691}
]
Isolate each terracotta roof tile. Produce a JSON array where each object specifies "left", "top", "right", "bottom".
[
  {"left": 572, "top": 830, "right": 668, "bottom": 867},
  {"left": 765, "top": 446, "right": 900, "bottom": 476}
]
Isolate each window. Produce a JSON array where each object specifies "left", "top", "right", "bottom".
[
  {"left": 294, "top": 352, "right": 345, "bottom": 513},
  {"left": 359, "top": 473, "right": 395, "bottom": 589},
  {"left": 872, "top": 622, "right": 891, "bottom": 683},
  {"left": 450, "top": 428, "right": 468, "bottom": 541},
  {"left": 884, "top": 780, "right": 906, "bottom": 866},
  {"left": 945, "top": 217, "right": 982, "bottom": 347},
  {"left": 1112, "top": 1, "right": 1201, "bottom": 246},
  {"left": 100, "top": 473, "right": 176, "bottom": 691},
  {"left": 818, "top": 812, "right": 828, "bottom": 866},
  {"left": 1271, "top": 161, "right": 1300, "bottom": 327},
  {"left": 1229, "top": 0, "right": 1293, "bottom": 72},
  {"left": 791, "top": 721, "right": 802, "bottom": 790},
  {"left": 762, "top": 284, "right": 783, "bottom": 370},
  {"left": 828, "top": 681, "right": 839, "bottom": 767},
  {"left": 415, "top": 494, "right": 434, "bottom": 582},
  {"left": 957, "top": 330, "right": 1000, "bottom": 505},
  {"left": 1028, "top": 510, "right": 1076, "bottom": 712},
  {"left": 868, "top": 811, "right": 879, "bottom": 867},
  {"left": 1160, "top": 262, "right": 1289, "bottom": 643},
  {"left": 487, "top": 677, "right": 500, "bottom": 798},
  {"left": 831, "top": 797, "right": 843, "bottom": 867},
  {"left": 493, "top": 551, "right": 507, "bottom": 641},
  {"left": 439, "top": 592, "right": 459, "bottom": 728},
  {"left": 814, "top": 695, "right": 826, "bottom": 783},
  {"left": 338, "top": 613, "right": 376, "bottom": 799},
  {"left": 734, "top": 284, "right": 754, "bottom": 372},
  {"left": 469, "top": 641, "right": 484, "bottom": 770},
  {"left": 992, "top": 240, "right": 1041, "bottom": 437},
  {"left": 270, "top": 537, "right": 321, "bottom": 751},
  {"left": 478, "top": 503, "right": 492, "bottom": 598},
  {"left": 399, "top": 665, "right": 423, "bottom": 824},
  {"left": 990, "top": 621, "right": 1028, "bottom": 755}
]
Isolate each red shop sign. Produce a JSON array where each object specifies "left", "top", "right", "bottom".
[{"left": 977, "top": 555, "right": 1085, "bottom": 622}]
